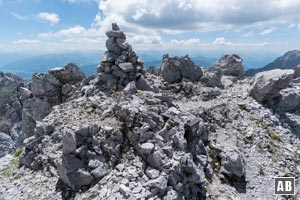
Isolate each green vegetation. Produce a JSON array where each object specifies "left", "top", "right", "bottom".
[
  {"left": 268, "top": 131, "right": 282, "bottom": 142},
  {"left": 13, "top": 147, "right": 23, "bottom": 157},
  {"left": 0, "top": 88, "right": 12, "bottom": 104},
  {"left": 239, "top": 104, "right": 248, "bottom": 111},
  {"left": 0, "top": 167, "right": 10, "bottom": 177},
  {"left": 208, "top": 144, "right": 221, "bottom": 172}
]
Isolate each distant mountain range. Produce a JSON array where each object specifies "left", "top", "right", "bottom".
[
  {"left": 0, "top": 52, "right": 218, "bottom": 79},
  {"left": 0, "top": 51, "right": 281, "bottom": 80},
  {"left": 244, "top": 50, "right": 300, "bottom": 77}
]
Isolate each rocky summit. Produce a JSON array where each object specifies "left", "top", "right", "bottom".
[{"left": 1, "top": 23, "right": 300, "bottom": 200}]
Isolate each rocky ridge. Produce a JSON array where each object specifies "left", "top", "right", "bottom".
[{"left": 1, "top": 24, "right": 300, "bottom": 200}]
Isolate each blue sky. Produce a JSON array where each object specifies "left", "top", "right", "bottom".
[{"left": 0, "top": 0, "right": 300, "bottom": 55}]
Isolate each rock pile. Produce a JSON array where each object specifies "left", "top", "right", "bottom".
[
  {"left": 97, "top": 23, "right": 146, "bottom": 90},
  {"left": 56, "top": 125, "right": 123, "bottom": 191},
  {"left": 160, "top": 54, "right": 203, "bottom": 83}
]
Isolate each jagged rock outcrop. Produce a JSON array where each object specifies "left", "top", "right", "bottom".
[
  {"left": 21, "top": 63, "right": 86, "bottom": 139},
  {"left": 160, "top": 54, "right": 203, "bottom": 83},
  {"left": 201, "top": 69, "right": 223, "bottom": 88},
  {"left": 276, "top": 83, "right": 300, "bottom": 112},
  {"left": 97, "top": 23, "right": 157, "bottom": 92},
  {"left": 249, "top": 69, "right": 294, "bottom": 103},
  {"left": 210, "top": 54, "right": 244, "bottom": 77},
  {"left": 201, "top": 54, "right": 244, "bottom": 88},
  {"left": 0, "top": 132, "right": 15, "bottom": 157},
  {"left": 0, "top": 72, "right": 25, "bottom": 156},
  {"left": 0, "top": 72, "right": 24, "bottom": 132}
]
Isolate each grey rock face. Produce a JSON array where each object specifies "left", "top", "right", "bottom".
[
  {"left": 201, "top": 69, "right": 223, "bottom": 88},
  {"left": 145, "top": 166, "right": 160, "bottom": 179},
  {"left": 293, "top": 65, "right": 300, "bottom": 79},
  {"left": 276, "top": 83, "right": 300, "bottom": 112},
  {"left": 0, "top": 72, "right": 24, "bottom": 136},
  {"left": 48, "top": 63, "right": 86, "bottom": 85},
  {"left": 136, "top": 74, "right": 159, "bottom": 92},
  {"left": 0, "top": 132, "right": 15, "bottom": 157},
  {"left": 210, "top": 54, "right": 244, "bottom": 77},
  {"left": 250, "top": 69, "right": 294, "bottom": 102},
  {"left": 123, "top": 81, "right": 137, "bottom": 95},
  {"left": 221, "top": 151, "right": 245, "bottom": 178},
  {"left": 160, "top": 54, "right": 203, "bottom": 83},
  {"left": 62, "top": 129, "right": 77, "bottom": 154}
]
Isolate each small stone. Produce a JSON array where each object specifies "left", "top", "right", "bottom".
[
  {"left": 118, "top": 62, "right": 135, "bottom": 73},
  {"left": 138, "top": 142, "right": 154, "bottom": 155},
  {"left": 62, "top": 129, "right": 76, "bottom": 154},
  {"left": 145, "top": 167, "right": 160, "bottom": 179},
  {"left": 119, "top": 184, "right": 131, "bottom": 197}
]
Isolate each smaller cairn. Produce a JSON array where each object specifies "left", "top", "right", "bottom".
[{"left": 97, "top": 23, "right": 146, "bottom": 90}]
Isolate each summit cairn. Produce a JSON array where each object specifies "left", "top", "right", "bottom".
[{"left": 97, "top": 23, "right": 146, "bottom": 90}]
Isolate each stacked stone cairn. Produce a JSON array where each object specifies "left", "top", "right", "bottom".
[{"left": 97, "top": 23, "right": 146, "bottom": 90}]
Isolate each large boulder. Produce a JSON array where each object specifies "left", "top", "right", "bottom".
[
  {"left": 221, "top": 151, "right": 245, "bottom": 178},
  {"left": 160, "top": 54, "right": 203, "bottom": 83},
  {"left": 276, "top": 83, "right": 300, "bottom": 112},
  {"left": 201, "top": 69, "right": 223, "bottom": 88},
  {"left": 0, "top": 132, "right": 15, "bottom": 157},
  {"left": 210, "top": 54, "right": 244, "bottom": 77},
  {"left": 249, "top": 69, "right": 294, "bottom": 103},
  {"left": 48, "top": 63, "right": 86, "bottom": 85}
]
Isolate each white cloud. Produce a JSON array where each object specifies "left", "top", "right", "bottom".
[
  {"left": 39, "top": 26, "right": 88, "bottom": 38},
  {"left": 213, "top": 37, "right": 233, "bottom": 46},
  {"left": 212, "top": 37, "right": 270, "bottom": 48},
  {"left": 13, "top": 39, "right": 41, "bottom": 45},
  {"left": 37, "top": 12, "right": 60, "bottom": 26},
  {"left": 97, "top": 0, "right": 300, "bottom": 31},
  {"left": 11, "top": 12, "right": 29, "bottom": 20},
  {"left": 260, "top": 27, "right": 277, "bottom": 35},
  {"left": 170, "top": 38, "right": 202, "bottom": 46},
  {"left": 242, "top": 31, "right": 254, "bottom": 38}
]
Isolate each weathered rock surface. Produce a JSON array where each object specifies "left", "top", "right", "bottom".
[
  {"left": 2, "top": 24, "right": 300, "bottom": 200},
  {"left": 201, "top": 69, "right": 223, "bottom": 88},
  {"left": 0, "top": 132, "right": 15, "bottom": 157},
  {"left": 250, "top": 69, "right": 294, "bottom": 102},
  {"left": 210, "top": 54, "right": 244, "bottom": 77},
  {"left": 160, "top": 54, "right": 203, "bottom": 83}
]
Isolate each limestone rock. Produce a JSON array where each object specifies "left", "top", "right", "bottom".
[
  {"left": 0, "top": 132, "right": 15, "bottom": 157},
  {"left": 201, "top": 69, "right": 223, "bottom": 88},
  {"left": 48, "top": 63, "right": 86, "bottom": 85},
  {"left": 160, "top": 54, "right": 203, "bottom": 83},
  {"left": 210, "top": 54, "right": 244, "bottom": 77},
  {"left": 250, "top": 69, "right": 294, "bottom": 102},
  {"left": 62, "top": 129, "right": 77, "bottom": 154},
  {"left": 276, "top": 83, "right": 300, "bottom": 112},
  {"left": 221, "top": 151, "right": 245, "bottom": 178}
]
